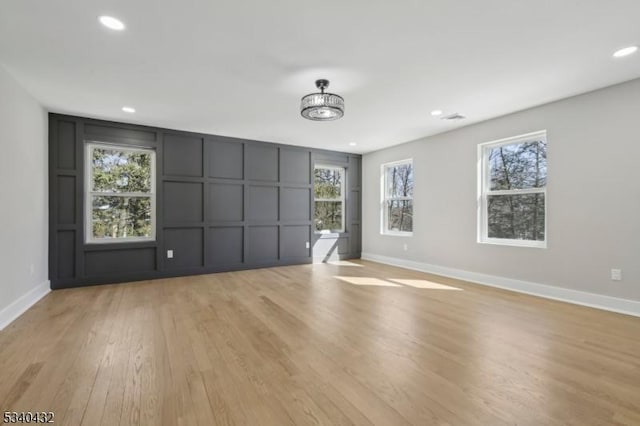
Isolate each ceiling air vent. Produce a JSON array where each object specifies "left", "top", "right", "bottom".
[{"left": 441, "top": 113, "right": 466, "bottom": 121}]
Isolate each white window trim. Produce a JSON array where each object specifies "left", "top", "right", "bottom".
[
  {"left": 381, "top": 158, "right": 414, "bottom": 237},
  {"left": 477, "top": 130, "right": 547, "bottom": 249},
  {"left": 85, "top": 142, "right": 157, "bottom": 244},
  {"left": 314, "top": 164, "right": 345, "bottom": 234}
]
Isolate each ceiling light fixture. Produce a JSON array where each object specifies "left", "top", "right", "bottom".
[
  {"left": 300, "top": 79, "right": 344, "bottom": 121},
  {"left": 431, "top": 110, "right": 443, "bottom": 116},
  {"left": 349, "top": 142, "right": 357, "bottom": 146},
  {"left": 122, "top": 106, "right": 136, "bottom": 113},
  {"left": 613, "top": 46, "right": 638, "bottom": 58},
  {"left": 99, "top": 16, "right": 125, "bottom": 31}
]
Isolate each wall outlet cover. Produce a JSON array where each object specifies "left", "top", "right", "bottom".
[{"left": 610, "top": 269, "right": 622, "bottom": 281}]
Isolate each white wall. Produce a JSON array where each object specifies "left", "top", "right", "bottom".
[
  {"left": 0, "top": 65, "right": 49, "bottom": 328},
  {"left": 363, "top": 78, "right": 640, "bottom": 302}
]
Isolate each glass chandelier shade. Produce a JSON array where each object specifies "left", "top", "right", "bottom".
[{"left": 300, "top": 79, "right": 344, "bottom": 121}]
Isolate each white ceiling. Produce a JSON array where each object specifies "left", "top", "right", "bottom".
[{"left": 1, "top": 0, "right": 639, "bottom": 153}]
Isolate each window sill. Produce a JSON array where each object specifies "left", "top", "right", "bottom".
[
  {"left": 381, "top": 231, "right": 413, "bottom": 238},
  {"left": 86, "top": 237, "right": 156, "bottom": 245},
  {"left": 478, "top": 238, "right": 546, "bottom": 249}
]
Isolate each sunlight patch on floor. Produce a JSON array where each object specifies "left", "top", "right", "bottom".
[
  {"left": 335, "top": 276, "right": 402, "bottom": 287},
  {"left": 334, "top": 276, "right": 464, "bottom": 290},
  {"left": 326, "top": 260, "right": 364, "bottom": 267},
  {"left": 389, "top": 279, "right": 463, "bottom": 290}
]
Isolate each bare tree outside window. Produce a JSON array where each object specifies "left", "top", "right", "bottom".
[
  {"left": 314, "top": 166, "right": 344, "bottom": 232},
  {"left": 86, "top": 143, "right": 156, "bottom": 243},
  {"left": 382, "top": 160, "right": 413, "bottom": 234},
  {"left": 479, "top": 132, "right": 547, "bottom": 246}
]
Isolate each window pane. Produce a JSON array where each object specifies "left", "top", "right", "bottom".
[
  {"left": 314, "top": 201, "right": 342, "bottom": 232},
  {"left": 387, "top": 200, "right": 413, "bottom": 232},
  {"left": 92, "top": 148, "right": 153, "bottom": 193},
  {"left": 487, "top": 194, "right": 545, "bottom": 241},
  {"left": 92, "top": 196, "right": 152, "bottom": 239},
  {"left": 314, "top": 168, "right": 342, "bottom": 199},
  {"left": 386, "top": 163, "right": 413, "bottom": 198},
  {"left": 488, "top": 140, "right": 546, "bottom": 190}
]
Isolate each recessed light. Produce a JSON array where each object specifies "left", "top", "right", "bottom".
[
  {"left": 99, "top": 16, "right": 125, "bottom": 31},
  {"left": 431, "top": 110, "right": 443, "bottom": 116},
  {"left": 349, "top": 142, "right": 357, "bottom": 146},
  {"left": 613, "top": 46, "right": 638, "bottom": 58},
  {"left": 122, "top": 106, "right": 136, "bottom": 113}
]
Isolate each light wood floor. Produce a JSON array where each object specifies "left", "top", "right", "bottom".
[{"left": 1, "top": 260, "right": 639, "bottom": 425}]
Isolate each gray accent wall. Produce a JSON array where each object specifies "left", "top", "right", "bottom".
[{"left": 49, "top": 114, "right": 361, "bottom": 289}]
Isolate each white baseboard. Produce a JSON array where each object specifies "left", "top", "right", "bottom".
[
  {"left": 0, "top": 281, "right": 51, "bottom": 331},
  {"left": 361, "top": 252, "right": 640, "bottom": 317}
]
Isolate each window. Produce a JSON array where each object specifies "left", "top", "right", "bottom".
[
  {"left": 478, "top": 131, "right": 547, "bottom": 247},
  {"left": 314, "top": 165, "right": 345, "bottom": 233},
  {"left": 85, "top": 142, "right": 156, "bottom": 243},
  {"left": 382, "top": 159, "right": 414, "bottom": 235}
]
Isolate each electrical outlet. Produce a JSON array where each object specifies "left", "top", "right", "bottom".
[
  {"left": 610, "top": 269, "right": 622, "bottom": 281},
  {"left": 167, "top": 250, "right": 174, "bottom": 259},
  {"left": 305, "top": 241, "right": 310, "bottom": 249},
  {"left": 403, "top": 243, "right": 408, "bottom": 251},
  {"left": 29, "top": 263, "right": 35, "bottom": 276}
]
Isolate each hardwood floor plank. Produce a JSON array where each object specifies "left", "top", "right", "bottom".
[{"left": 1, "top": 260, "right": 639, "bottom": 425}]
